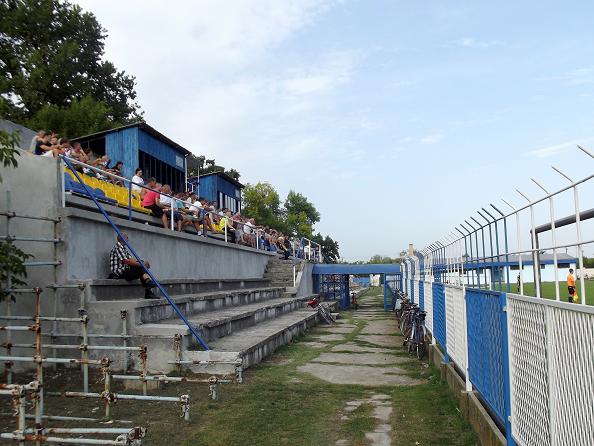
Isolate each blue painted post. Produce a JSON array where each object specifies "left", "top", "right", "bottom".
[
  {"left": 500, "top": 292, "right": 516, "bottom": 446},
  {"left": 383, "top": 274, "right": 388, "bottom": 311}
]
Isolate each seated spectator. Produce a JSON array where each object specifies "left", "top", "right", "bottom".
[
  {"left": 34, "top": 133, "right": 64, "bottom": 157},
  {"left": 131, "top": 168, "right": 144, "bottom": 194},
  {"left": 108, "top": 232, "right": 157, "bottom": 299},
  {"left": 183, "top": 195, "right": 214, "bottom": 235},
  {"left": 277, "top": 233, "right": 291, "bottom": 259},
  {"left": 220, "top": 209, "right": 237, "bottom": 241},
  {"left": 68, "top": 142, "right": 89, "bottom": 165},
  {"left": 141, "top": 178, "right": 163, "bottom": 218},
  {"left": 243, "top": 217, "right": 256, "bottom": 246},
  {"left": 30, "top": 130, "right": 46, "bottom": 152},
  {"left": 158, "top": 185, "right": 184, "bottom": 230},
  {"left": 108, "top": 160, "right": 124, "bottom": 185}
]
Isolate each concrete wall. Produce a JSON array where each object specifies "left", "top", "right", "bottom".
[
  {"left": 0, "top": 151, "right": 64, "bottom": 369},
  {"left": 61, "top": 207, "right": 275, "bottom": 280},
  {"left": 295, "top": 261, "right": 314, "bottom": 297}
]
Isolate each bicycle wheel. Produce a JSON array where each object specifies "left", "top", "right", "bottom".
[{"left": 416, "top": 341, "right": 426, "bottom": 360}]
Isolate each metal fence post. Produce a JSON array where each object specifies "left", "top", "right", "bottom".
[{"left": 501, "top": 291, "right": 516, "bottom": 446}]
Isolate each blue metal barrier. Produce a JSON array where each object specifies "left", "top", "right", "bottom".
[
  {"left": 419, "top": 281, "right": 424, "bottom": 311},
  {"left": 62, "top": 157, "right": 210, "bottom": 350},
  {"left": 465, "top": 288, "right": 506, "bottom": 426},
  {"left": 432, "top": 282, "right": 446, "bottom": 354},
  {"left": 410, "top": 279, "right": 414, "bottom": 303}
]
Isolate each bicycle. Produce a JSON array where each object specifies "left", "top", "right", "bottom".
[{"left": 407, "top": 309, "right": 427, "bottom": 360}]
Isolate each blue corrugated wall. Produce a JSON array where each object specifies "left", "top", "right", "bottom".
[
  {"left": 105, "top": 127, "right": 138, "bottom": 179},
  {"left": 138, "top": 129, "right": 185, "bottom": 172}
]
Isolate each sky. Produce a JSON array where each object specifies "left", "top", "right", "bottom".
[{"left": 74, "top": 0, "right": 594, "bottom": 261}]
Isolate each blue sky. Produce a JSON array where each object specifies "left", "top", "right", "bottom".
[{"left": 75, "top": 0, "right": 594, "bottom": 260}]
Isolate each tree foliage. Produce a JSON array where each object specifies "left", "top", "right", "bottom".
[
  {"left": 27, "top": 95, "right": 112, "bottom": 137},
  {"left": 186, "top": 154, "right": 241, "bottom": 181},
  {"left": 312, "top": 233, "right": 340, "bottom": 264},
  {"left": 242, "top": 182, "right": 283, "bottom": 228},
  {"left": 368, "top": 255, "right": 402, "bottom": 264},
  {"left": 242, "top": 182, "right": 340, "bottom": 261},
  {"left": 0, "top": 129, "right": 31, "bottom": 301},
  {"left": 0, "top": 0, "right": 141, "bottom": 126}
]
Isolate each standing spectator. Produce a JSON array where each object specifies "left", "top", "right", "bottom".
[
  {"left": 567, "top": 268, "right": 577, "bottom": 303},
  {"left": 108, "top": 232, "right": 157, "bottom": 299},
  {"left": 131, "top": 168, "right": 144, "bottom": 194}
]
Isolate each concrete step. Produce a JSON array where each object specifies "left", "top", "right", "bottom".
[
  {"left": 206, "top": 302, "right": 337, "bottom": 369},
  {"left": 84, "top": 277, "right": 271, "bottom": 301},
  {"left": 134, "top": 296, "right": 311, "bottom": 342},
  {"left": 86, "top": 286, "right": 287, "bottom": 330}
]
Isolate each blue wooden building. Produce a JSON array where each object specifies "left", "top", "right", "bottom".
[
  {"left": 198, "top": 172, "right": 244, "bottom": 213},
  {"left": 73, "top": 122, "right": 191, "bottom": 192}
]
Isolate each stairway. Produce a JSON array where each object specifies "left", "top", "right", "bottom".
[
  {"left": 83, "top": 271, "right": 330, "bottom": 376},
  {"left": 263, "top": 258, "right": 297, "bottom": 288}
]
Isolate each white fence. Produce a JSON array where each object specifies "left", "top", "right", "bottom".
[
  {"left": 422, "top": 280, "right": 433, "bottom": 334},
  {"left": 401, "top": 274, "right": 594, "bottom": 446},
  {"left": 444, "top": 284, "right": 467, "bottom": 374},
  {"left": 507, "top": 294, "right": 594, "bottom": 446}
]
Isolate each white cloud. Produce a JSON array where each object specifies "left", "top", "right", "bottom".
[
  {"left": 526, "top": 137, "right": 594, "bottom": 158},
  {"left": 420, "top": 133, "right": 443, "bottom": 144},
  {"left": 446, "top": 37, "right": 502, "bottom": 49},
  {"left": 536, "top": 66, "right": 594, "bottom": 86}
]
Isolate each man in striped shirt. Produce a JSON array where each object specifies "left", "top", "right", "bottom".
[{"left": 109, "top": 232, "right": 157, "bottom": 299}]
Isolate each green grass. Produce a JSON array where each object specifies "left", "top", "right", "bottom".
[
  {"left": 511, "top": 280, "right": 594, "bottom": 305},
  {"left": 1, "top": 286, "right": 477, "bottom": 446}
]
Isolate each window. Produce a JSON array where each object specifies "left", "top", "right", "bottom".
[
  {"left": 558, "top": 263, "right": 570, "bottom": 268},
  {"left": 139, "top": 150, "right": 184, "bottom": 191}
]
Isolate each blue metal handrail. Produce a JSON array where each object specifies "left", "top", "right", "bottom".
[{"left": 61, "top": 156, "right": 210, "bottom": 350}]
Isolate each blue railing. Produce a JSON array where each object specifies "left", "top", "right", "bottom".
[
  {"left": 432, "top": 282, "right": 447, "bottom": 353},
  {"left": 465, "top": 288, "right": 507, "bottom": 425},
  {"left": 419, "top": 280, "right": 424, "bottom": 311},
  {"left": 61, "top": 156, "right": 210, "bottom": 350}
]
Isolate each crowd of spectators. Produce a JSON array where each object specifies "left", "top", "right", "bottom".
[{"left": 30, "top": 129, "right": 303, "bottom": 259}]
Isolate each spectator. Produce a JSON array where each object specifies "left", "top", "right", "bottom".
[
  {"left": 141, "top": 178, "right": 163, "bottom": 219},
  {"left": 69, "top": 142, "right": 89, "bottom": 164},
  {"left": 108, "top": 232, "right": 157, "bottom": 299},
  {"left": 131, "top": 168, "right": 144, "bottom": 194},
  {"left": 34, "top": 134, "right": 53, "bottom": 156},
  {"left": 157, "top": 184, "right": 184, "bottom": 230},
  {"left": 30, "top": 130, "right": 46, "bottom": 152}
]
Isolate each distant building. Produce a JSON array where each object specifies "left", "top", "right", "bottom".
[
  {"left": 198, "top": 172, "right": 244, "bottom": 213},
  {"left": 461, "top": 253, "right": 577, "bottom": 284},
  {"left": 73, "top": 122, "right": 191, "bottom": 192}
]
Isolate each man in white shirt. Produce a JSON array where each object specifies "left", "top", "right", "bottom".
[{"left": 131, "top": 168, "right": 144, "bottom": 194}]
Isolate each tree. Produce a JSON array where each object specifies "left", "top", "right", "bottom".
[
  {"left": 27, "top": 95, "right": 112, "bottom": 137},
  {"left": 312, "top": 233, "right": 340, "bottom": 264},
  {"left": 0, "top": 129, "right": 31, "bottom": 301},
  {"left": 242, "top": 182, "right": 283, "bottom": 228},
  {"left": 283, "top": 191, "right": 320, "bottom": 236},
  {"left": 0, "top": 0, "right": 141, "bottom": 124},
  {"left": 368, "top": 255, "right": 402, "bottom": 264},
  {"left": 186, "top": 154, "right": 241, "bottom": 181}
]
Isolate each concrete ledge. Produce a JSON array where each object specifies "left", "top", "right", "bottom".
[
  {"left": 60, "top": 206, "right": 276, "bottom": 280},
  {"left": 428, "top": 344, "right": 506, "bottom": 446}
]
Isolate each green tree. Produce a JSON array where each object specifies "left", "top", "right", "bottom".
[
  {"left": 0, "top": 0, "right": 141, "bottom": 123},
  {"left": 242, "top": 182, "right": 283, "bottom": 228},
  {"left": 27, "top": 95, "right": 112, "bottom": 137},
  {"left": 312, "top": 233, "right": 340, "bottom": 264},
  {"left": 186, "top": 154, "right": 241, "bottom": 181},
  {"left": 0, "top": 129, "right": 31, "bottom": 301}
]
